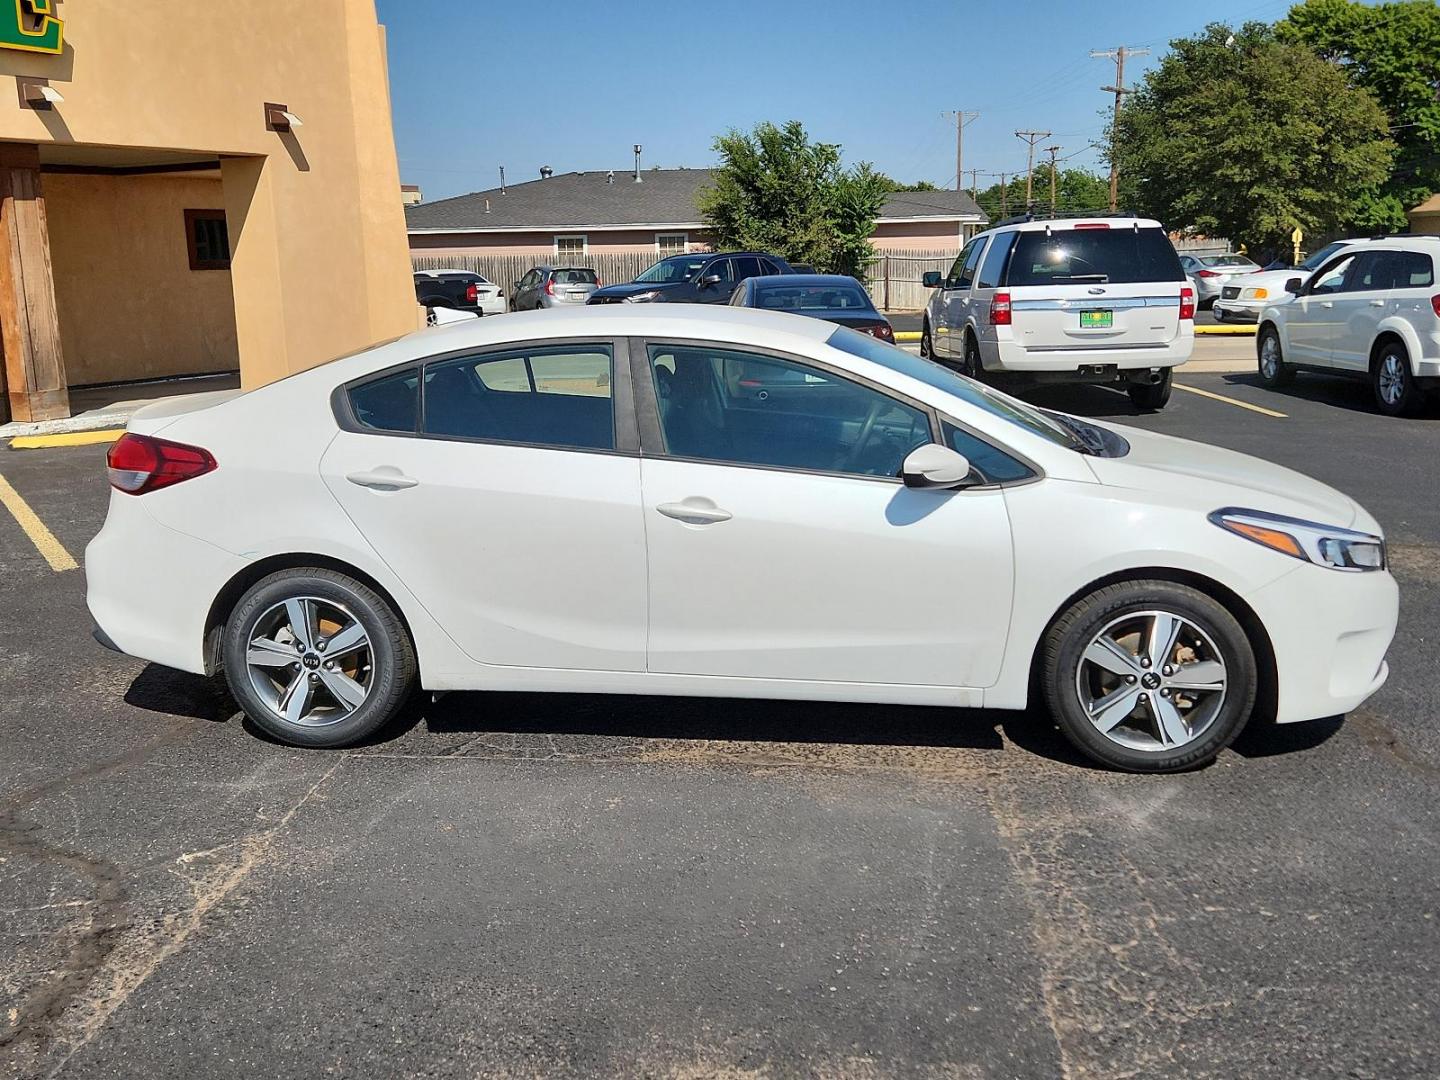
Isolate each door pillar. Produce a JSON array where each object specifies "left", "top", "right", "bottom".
[{"left": 0, "top": 144, "right": 69, "bottom": 423}]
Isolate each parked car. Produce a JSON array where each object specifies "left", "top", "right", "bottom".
[
  {"left": 1213, "top": 240, "right": 1362, "bottom": 323},
  {"left": 1178, "top": 254, "right": 1260, "bottom": 308},
  {"left": 921, "top": 215, "right": 1194, "bottom": 410},
  {"left": 588, "top": 251, "right": 791, "bottom": 305},
  {"left": 413, "top": 269, "right": 506, "bottom": 316},
  {"left": 728, "top": 273, "right": 894, "bottom": 341},
  {"left": 511, "top": 265, "right": 601, "bottom": 310},
  {"left": 89, "top": 306, "right": 1396, "bottom": 773},
  {"left": 425, "top": 305, "right": 479, "bottom": 327},
  {"left": 1256, "top": 236, "right": 1440, "bottom": 416}
]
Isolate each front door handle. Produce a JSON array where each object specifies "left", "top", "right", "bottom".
[
  {"left": 1369, "top": 299, "right": 1385, "bottom": 307},
  {"left": 346, "top": 467, "right": 419, "bottom": 491},
  {"left": 657, "top": 498, "right": 732, "bottom": 525},
  {"left": 1320, "top": 301, "right": 1334, "bottom": 308}
]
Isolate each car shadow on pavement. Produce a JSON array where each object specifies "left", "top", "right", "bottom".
[
  {"left": 1013, "top": 383, "right": 1149, "bottom": 420},
  {"left": 123, "top": 664, "right": 233, "bottom": 723},
  {"left": 1219, "top": 371, "right": 1439, "bottom": 418}
]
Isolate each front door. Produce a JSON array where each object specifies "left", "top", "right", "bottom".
[
  {"left": 320, "top": 340, "right": 648, "bottom": 672},
  {"left": 1289, "top": 253, "right": 1356, "bottom": 366},
  {"left": 691, "top": 257, "right": 735, "bottom": 303},
  {"left": 637, "top": 340, "right": 1015, "bottom": 687}
]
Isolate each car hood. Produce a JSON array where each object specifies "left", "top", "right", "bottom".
[
  {"left": 1220, "top": 267, "right": 1304, "bottom": 295},
  {"left": 1084, "top": 421, "right": 1361, "bottom": 529},
  {"left": 589, "top": 281, "right": 684, "bottom": 300}
]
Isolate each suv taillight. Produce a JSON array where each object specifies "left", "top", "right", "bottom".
[
  {"left": 990, "top": 291, "right": 1012, "bottom": 326},
  {"left": 1431, "top": 295, "right": 1440, "bottom": 317},
  {"left": 106, "top": 433, "right": 216, "bottom": 495},
  {"left": 465, "top": 283, "right": 478, "bottom": 303},
  {"left": 1180, "top": 286, "right": 1196, "bottom": 321}
]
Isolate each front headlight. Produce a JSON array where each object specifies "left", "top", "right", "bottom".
[
  {"left": 624, "top": 291, "right": 662, "bottom": 303},
  {"left": 1209, "top": 508, "right": 1385, "bottom": 571}
]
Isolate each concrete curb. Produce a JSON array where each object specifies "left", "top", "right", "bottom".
[
  {"left": 10, "top": 428, "right": 125, "bottom": 450},
  {"left": 1195, "top": 325, "right": 1256, "bottom": 335},
  {"left": 893, "top": 331, "right": 921, "bottom": 343}
]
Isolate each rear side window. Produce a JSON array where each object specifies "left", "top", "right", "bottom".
[
  {"left": 1007, "top": 227, "right": 1184, "bottom": 285},
  {"left": 348, "top": 369, "right": 418, "bottom": 433},
  {"left": 976, "top": 232, "right": 1017, "bottom": 290},
  {"left": 1387, "top": 250, "right": 1434, "bottom": 289},
  {"left": 733, "top": 256, "right": 763, "bottom": 281},
  {"left": 421, "top": 345, "right": 614, "bottom": 450}
]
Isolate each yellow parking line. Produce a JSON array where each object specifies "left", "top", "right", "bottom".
[
  {"left": 1174, "top": 382, "right": 1287, "bottom": 418},
  {"left": 10, "top": 428, "right": 124, "bottom": 449},
  {"left": 0, "top": 472, "right": 78, "bottom": 572}
]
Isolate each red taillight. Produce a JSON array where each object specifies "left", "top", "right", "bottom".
[
  {"left": 1431, "top": 295, "right": 1440, "bottom": 317},
  {"left": 465, "top": 283, "right": 478, "bottom": 303},
  {"left": 860, "top": 323, "right": 895, "bottom": 342},
  {"left": 544, "top": 278, "right": 555, "bottom": 296},
  {"left": 1073, "top": 222, "right": 1110, "bottom": 230},
  {"left": 1196, "top": 269, "right": 1220, "bottom": 279},
  {"left": 990, "top": 291, "right": 1012, "bottom": 326},
  {"left": 594, "top": 280, "right": 602, "bottom": 289},
  {"left": 106, "top": 433, "right": 216, "bottom": 495},
  {"left": 1179, "top": 286, "right": 1195, "bottom": 321}
]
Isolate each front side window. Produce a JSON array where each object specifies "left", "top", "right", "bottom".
[
  {"left": 648, "top": 344, "right": 931, "bottom": 478},
  {"left": 703, "top": 259, "right": 734, "bottom": 286},
  {"left": 1308, "top": 255, "right": 1356, "bottom": 295},
  {"left": 945, "top": 239, "right": 979, "bottom": 289},
  {"left": 422, "top": 345, "right": 614, "bottom": 450},
  {"left": 635, "top": 254, "right": 707, "bottom": 284}
]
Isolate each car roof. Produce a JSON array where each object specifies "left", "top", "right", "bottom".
[
  {"left": 981, "top": 217, "right": 1165, "bottom": 235},
  {"left": 1341, "top": 235, "right": 1440, "bottom": 252},
  {"left": 414, "top": 268, "right": 484, "bottom": 277},
  {"left": 752, "top": 274, "right": 863, "bottom": 287}
]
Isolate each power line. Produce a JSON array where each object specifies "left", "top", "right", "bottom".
[
  {"left": 1044, "top": 144, "right": 1062, "bottom": 214},
  {"left": 1091, "top": 45, "right": 1150, "bottom": 211}
]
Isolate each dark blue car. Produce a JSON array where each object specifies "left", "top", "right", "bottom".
[
  {"left": 587, "top": 251, "right": 792, "bottom": 305},
  {"left": 728, "top": 273, "right": 894, "bottom": 342}
]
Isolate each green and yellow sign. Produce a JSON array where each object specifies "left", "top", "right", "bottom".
[{"left": 0, "top": 0, "right": 64, "bottom": 56}]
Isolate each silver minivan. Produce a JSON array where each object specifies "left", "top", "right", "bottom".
[{"left": 511, "top": 265, "right": 601, "bottom": 310}]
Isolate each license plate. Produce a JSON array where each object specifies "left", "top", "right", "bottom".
[{"left": 1079, "top": 309, "right": 1113, "bottom": 328}]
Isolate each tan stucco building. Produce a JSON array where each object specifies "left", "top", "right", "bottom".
[{"left": 0, "top": 0, "right": 417, "bottom": 423}]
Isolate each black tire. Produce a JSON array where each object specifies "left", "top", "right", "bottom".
[
  {"left": 920, "top": 319, "right": 934, "bottom": 359},
  {"left": 1257, "top": 326, "right": 1294, "bottom": 387},
  {"left": 1371, "top": 340, "right": 1425, "bottom": 417},
  {"left": 222, "top": 568, "right": 416, "bottom": 749},
  {"left": 1127, "top": 367, "right": 1173, "bottom": 411},
  {"left": 962, "top": 332, "right": 984, "bottom": 379},
  {"left": 1042, "top": 580, "right": 1258, "bottom": 772}
]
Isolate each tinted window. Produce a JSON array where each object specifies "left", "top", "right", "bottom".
[
  {"left": 944, "top": 240, "right": 978, "bottom": 288},
  {"left": 976, "top": 232, "right": 1017, "bottom": 290},
  {"left": 704, "top": 259, "right": 735, "bottom": 285},
  {"left": 1007, "top": 227, "right": 1184, "bottom": 285},
  {"left": 422, "top": 346, "right": 614, "bottom": 450},
  {"left": 1384, "top": 250, "right": 1435, "bottom": 289},
  {"left": 759, "top": 259, "right": 781, "bottom": 275},
  {"left": 1309, "top": 255, "right": 1356, "bottom": 295},
  {"left": 348, "top": 369, "right": 418, "bottom": 433},
  {"left": 1346, "top": 251, "right": 1391, "bottom": 292},
  {"left": 635, "top": 255, "right": 707, "bottom": 283},
  {"left": 957, "top": 239, "right": 986, "bottom": 288},
  {"left": 754, "top": 283, "right": 872, "bottom": 311},
  {"left": 649, "top": 344, "right": 931, "bottom": 478},
  {"left": 943, "top": 421, "right": 1033, "bottom": 483},
  {"left": 733, "top": 256, "right": 763, "bottom": 281},
  {"left": 551, "top": 268, "right": 598, "bottom": 284}
]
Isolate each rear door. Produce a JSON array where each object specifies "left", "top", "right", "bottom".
[
  {"left": 1329, "top": 251, "right": 1392, "bottom": 370},
  {"left": 1004, "top": 226, "right": 1185, "bottom": 352},
  {"left": 971, "top": 231, "right": 1017, "bottom": 359}
]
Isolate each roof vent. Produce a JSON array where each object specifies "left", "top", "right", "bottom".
[
  {"left": 633, "top": 144, "right": 643, "bottom": 183},
  {"left": 540, "top": 165, "right": 554, "bottom": 180},
  {"left": 607, "top": 170, "right": 615, "bottom": 184},
  {"left": 484, "top": 199, "right": 491, "bottom": 214}
]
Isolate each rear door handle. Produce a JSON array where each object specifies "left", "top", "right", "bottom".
[
  {"left": 1320, "top": 301, "right": 1334, "bottom": 308},
  {"left": 657, "top": 498, "right": 732, "bottom": 525},
  {"left": 346, "top": 467, "right": 419, "bottom": 491},
  {"left": 1369, "top": 299, "right": 1385, "bottom": 307}
]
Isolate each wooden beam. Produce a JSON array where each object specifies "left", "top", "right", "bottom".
[{"left": 0, "top": 144, "right": 69, "bottom": 423}]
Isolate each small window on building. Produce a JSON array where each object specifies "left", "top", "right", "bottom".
[
  {"left": 656, "top": 232, "right": 688, "bottom": 256},
  {"left": 554, "top": 235, "right": 588, "bottom": 259},
  {"left": 185, "top": 209, "right": 231, "bottom": 271}
]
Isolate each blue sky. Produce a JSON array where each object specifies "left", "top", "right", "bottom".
[{"left": 378, "top": 0, "right": 1299, "bottom": 202}]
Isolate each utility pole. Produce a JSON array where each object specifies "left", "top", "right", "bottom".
[
  {"left": 943, "top": 110, "right": 980, "bottom": 191},
  {"left": 1044, "top": 145, "right": 1061, "bottom": 216},
  {"left": 965, "top": 168, "right": 981, "bottom": 200},
  {"left": 1092, "top": 45, "right": 1149, "bottom": 211},
  {"left": 986, "top": 171, "right": 1011, "bottom": 217},
  {"left": 1014, "top": 130, "right": 1051, "bottom": 207}
]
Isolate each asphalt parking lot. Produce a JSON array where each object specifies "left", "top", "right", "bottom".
[{"left": 2, "top": 370, "right": 1438, "bottom": 1079}]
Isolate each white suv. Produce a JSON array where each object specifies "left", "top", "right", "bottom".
[
  {"left": 920, "top": 215, "right": 1194, "bottom": 410},
  {"left": 1256, "top": 237, "right": 1440, "bottom": 417}
]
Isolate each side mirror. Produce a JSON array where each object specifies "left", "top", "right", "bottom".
[
  {"left": 699, "top": 274, "right": 722, "bottom": 288},
  {"left": 901, "top": 444, "right": 975, "bottom": 490},
  {"left": 922, "top": 271, "right": 943, "bottom": 289},
  {"left": 1284, "top": 277, "right": 1303, "bottom": 295}
]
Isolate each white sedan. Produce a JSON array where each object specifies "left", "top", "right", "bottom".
[{"left": 87, "top": 306, "right": 1398, "bottom": 772}]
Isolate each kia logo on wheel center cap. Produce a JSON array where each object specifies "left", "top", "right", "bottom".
[
  {"left": 302, "top": 654, "right": 320, "bottom": 669},
  {"left": 1142, "top": 672, "right": 1162, "bottom": 689}
]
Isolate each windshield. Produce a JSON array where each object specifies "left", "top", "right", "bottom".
[
  {"left": 1008, "top": 226, "right": 1184, "bottom": 285},
  {"left": 1200, "top": 255, "right": 1257, "bottom": 268},
  {"left": 755, "top": 283, "right": 872, "bottom": 311},
  {"left": 1300, "top": 242, "right": 1348, "bottom": 271},
  {"left": 825, "top": 326, "right": 1086, "bottom": 451},
  {"left": 634, "top": 255, "right": 707, "bottom": 284}
]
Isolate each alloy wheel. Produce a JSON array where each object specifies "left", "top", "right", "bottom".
[
  {"left": 1259, "top": 335, "right": 1280, "bottom": 380},
  {"left": 1074, "top": 610, "right": 1228, "bottom": 753},
  {"left": 245, "top": 596, "right": 373, "bottom": 727},
  {"left": 1378, "top": 354, "right": 1405, "bottom": 407}
]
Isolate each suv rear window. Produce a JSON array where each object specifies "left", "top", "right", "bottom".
[{"left": 1007, "top": 227, "right": 1183, "bottom": 286}]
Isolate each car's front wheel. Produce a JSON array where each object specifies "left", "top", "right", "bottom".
[
  {"left": 1042, "top": 580, "right": 1257, "bottom": 772},
  {"left": 1372, "top": 341, "right": 1425, "bottom": 417},
  {"left": 1127, "top": 368, "right": 1173, "bottom": 411},
  {"left": 1257, "top": 326, "right": 1294, "bottom": 387},
  {"left": 920, "top": 319, "right": 934, "bottom": 359},
  {"left": 222, "top": 568, "right": 417, "bottom": 748}
]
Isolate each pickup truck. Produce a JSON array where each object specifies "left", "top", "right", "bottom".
[{"left": 412, "top": 269, "right": 506, "bottom": 316}]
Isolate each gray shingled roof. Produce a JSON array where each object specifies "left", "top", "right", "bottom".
[{"left": 405, "top": 169, "right": 985, "bottom": 231}]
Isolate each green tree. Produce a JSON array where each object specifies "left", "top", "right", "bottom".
[
  {"left": 974, "top": 169, "right": 1109, "bottom": 220},
  {"left": 876, "top": 175, "right": 941, "bottom": 192},
  {"left": 698, "top": 121, "right": 889, "bottom": 278},
  {"left": 1111, "top": 23, "right": 1394, "bottom": 250},
  {"left": 1280, "top": 0, "right": 1440, "bottom": 225}
]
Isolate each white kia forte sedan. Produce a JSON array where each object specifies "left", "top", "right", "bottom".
[{"left": 87, "top": 306, "right": 1398, "bottom": 772}]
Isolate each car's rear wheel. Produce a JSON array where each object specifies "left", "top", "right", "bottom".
[
  {"left": 920, "top": 319, "right": 934, "bottom": 359},
  {"left": 1257, "top": 326, "right": 1294, "bottom": 387},
  {"left": 1042, "top": 580, "right": 1257, "bottom": 772},
  {"left": 1372, "top": 341, "right": 1424, "bottom": 417},
  {"left": 962, "top": 332, "right": 984, "bottom": 379},
  {"left": 1127, "top": 368, "right": 1172, "bottom": 411},
  {"left": 222, "top": 569, "right": 416, "bottom": 749}
]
